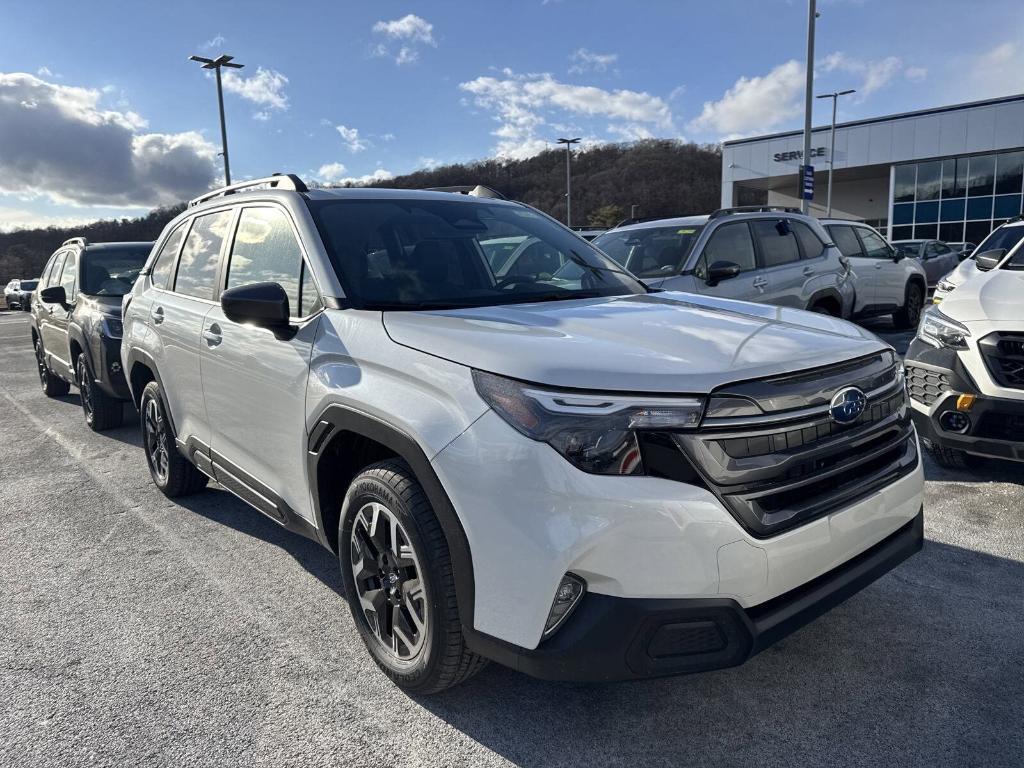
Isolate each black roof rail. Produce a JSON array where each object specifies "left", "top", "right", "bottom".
[
  {"left": 425, "top": 185, "right": 506, "bottom": 200},
  {"left": 61, "top": 237, "right": 88, "bottom": 248},
  {"left": 708, "top": 205, "right": 802, "bottom": 220},
  {"left": 189, "top": 173, "right": 308, "bottom": 208}
]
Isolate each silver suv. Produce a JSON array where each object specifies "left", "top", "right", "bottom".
[
  {"left": 121, "top": 176, "right": 924, "bottom": 693},
  {"left": 823, "top": 220, "right": 929, "bottom": 329},
  {"left": 591, "top": 207, "right": 855, "bottom": 317}
]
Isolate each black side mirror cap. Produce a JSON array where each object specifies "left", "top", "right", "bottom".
[
  {"left": 706, "top": 260, "right": 742, "bottom": 287},
  {"left": 974, "top": 250, "right": 1005, "bottom": 271},
  {"left": 221, "top": 282, "right": 296, "bottom": 340},
  {"left": 40, "top": 285, "right": 67, "bottom": 305}
]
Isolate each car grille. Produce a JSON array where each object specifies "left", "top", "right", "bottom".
[
  {"left": 979, "top": 332, "right": 1024, "bottom": 390},
  {"left": 674, "top": 351, "right": 917, "bottom": 538},
  {"left": 905, "top": 364, "right": 951, "bottom": 406},
  {"left": 975, "top": 412, "right": 1024, "bottom": 442}
]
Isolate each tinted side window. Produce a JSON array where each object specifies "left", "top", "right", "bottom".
[
  {"left": 856, "top": 229, "right": 891, "bottom": 259},
  {"left": 925, "top": 242, "right": 940, "bottom": 257},
  {"left": 698, "top": 223, "right": 757, "bottom": 277},
  {"left": 827, "top": 225, "right": 864, "bottom": 258},
  {"left": 59, "top": 251, "right": 78, "bottom": 300},
  {"left": 935, "top": 242, "right": 952, "bottom": 254},
  {"left": 174, "top": 210, "right": 233, "bottom": 300},
  {"left": 46, "top": 253, "right": 67, "bottom": 288},
  {"left": 39, "top": 254, "right": 58, "bottom": 287},
  {"left": 792, "top": 222, "right": 825, "bottom": 259},
  {"left": 226, "top": 207, "right": 302, "bottom": 313},
  {"left": 751, "top": 219, "right": 800, "bottom": 267},
  {"left": 151, "top": 223, "right": 187, "bottom": 289}
]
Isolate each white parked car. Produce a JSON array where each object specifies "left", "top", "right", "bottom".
[
  {"left": 905, "top": 244, "right": 1024, "bottom": 469},
  {"left": 933, "top": 218, "right": 1024, "bottom": 303},
  {"left": 822, "top": 220, "right": 928, "bottom": 328},
  {"left": 120, "top": 175, "right": 924, "bottom": 692}
]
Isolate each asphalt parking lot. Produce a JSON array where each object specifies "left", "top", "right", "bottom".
[{"left": 0, "top": 310, "right": 1021, "bottom": 768}]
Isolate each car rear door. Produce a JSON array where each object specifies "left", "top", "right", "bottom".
[
  {"left": 41, "top": 249, "right": 77, "bottom": 378},
  {"left": 199, "top": 204, "right": 321, "bottom": 524},
  {"left": 856, "top": 227, "right": 904, "bottom": 310},
  {"left": 153, "top": 208, "right": 234, "bottom": 450},
  {"left": 827, "top": 224, "right": 874, "bottom": 313},
  {"left": 691, "top": 221, "right": 766, "bottom": 302},
  {"left": 749, "top": 218, "right": 805, "bottom": 308},
  {"left": 931, "top": 241, "right": 959, "bottom": 281}
]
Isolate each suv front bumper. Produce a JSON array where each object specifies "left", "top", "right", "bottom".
[{"left": 466, "top": 508, "right": 923, "bottom": 681}]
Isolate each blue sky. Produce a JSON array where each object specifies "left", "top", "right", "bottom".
[{"left": 1, "top": 0, "right": 1023, "bottom": 230}]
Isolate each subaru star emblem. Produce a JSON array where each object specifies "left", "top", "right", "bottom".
[{"left": 829, "top": 387, "right": 867, "bottom": 424}]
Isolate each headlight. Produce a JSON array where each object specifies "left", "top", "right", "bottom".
[
  {"left": 917, "top": 306, "right": 970, "bottom": 350},
  {"left": 101, "top": 316, "right": 123, "bottom": 338},
  {"left": 472, "top": 370, "right": 704, "bottom": 475},
  {"left": 936, "top": 277, "right": 957, "bottom": 293}
]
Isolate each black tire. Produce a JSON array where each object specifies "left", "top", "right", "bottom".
[
  {"left": 140, "top": 380, "right": 208, "bottom": 498},
  {"left": 925, "top": 441, "right": 984, "bottom": 470},
  {"left": 77, "top": 355, "right": 123, "bottom": 432},
  {"left": 34, "top": 337, "right": 70, "bottom": 397},
  {"left": 810, "top": 303, "right": 839, "bottom": 317},
  {"left": 339, "top": 459, "right": 486, "bottom": 694},
  {"left": 892, "top": 282, "right": 924, "bottom": 329}
]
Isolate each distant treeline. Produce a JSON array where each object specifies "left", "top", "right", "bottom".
[{"left": 1, "top": 139, "right": 731, "bottom": 284}]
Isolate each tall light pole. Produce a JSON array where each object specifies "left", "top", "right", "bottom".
[
  {"left": 816, "top": 89, "right": 855, "bottom": 217},
  {"left": 800, "top": 0, "right": 818, "bottom": 214},
  {"left": 556, "top": 137, "right": 581, "bottom": 227},
  {"left": 189, "top": 54, "right": 244, "bottom": 185}
]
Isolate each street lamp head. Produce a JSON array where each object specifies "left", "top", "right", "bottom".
[
  {"left": 838, "top": 89, "right": 856, "bottom": 96},
  {"left": 556, "top": 137, "right": 581, "bottom": 146},
  {"left": 189, "top": 53, "right": 244, "bottom": 70}
]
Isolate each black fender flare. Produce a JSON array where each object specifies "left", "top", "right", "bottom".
[
  {"left": 66, "top": 322, "right": 95, "bottom": 379},
  {"left": 306, "top": 403, "right": 477, "bottom": 629},
  {"left": 807, "top": 287, "right": 844, "bottom": 314},
  {"left": 124, "top": 347, "right": 176, "bottom": 432}
]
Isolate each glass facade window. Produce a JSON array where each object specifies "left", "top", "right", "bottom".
[
  {"left": 894, "top": 165, "right": 916, "bottom": 203},
  {"left": 967, "top": 155, "right": 995, "bottom": 197},
  {"left": 893, "top": 149, "right": 1024, "bottom": 244},
  {"left": 995, "top": 151, "right": 1024, "bottom": 195}
]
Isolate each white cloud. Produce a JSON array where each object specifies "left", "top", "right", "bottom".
[
  {"left": 316, "top": 162, "right": 349, "bottom": 182},
  {"left": 905, "top": 66, "right": 928, "bottom": 83},
  {"left": 201, "top": 34, "right": 226, "bottom": 51},
  {"left": 606, "top": 123, "right": 655, "bottom": 142},
  {"left": 0, "top": 73, "right": 218, "bottom": 207},
  {"left": 380, "top": 132, "right": 396, "bottom": 141},
  {"left": 36, "top": 66, "right": 57, "bottom": 78},
  {"left": 221, "top": 67, "right": 289, "bottom": 111},
  {"left": 325, "top": 168, "right": 394, "bottom": 187},
  {"left": 459, "top": 68, "right": 674, "bottom": 159},
  {"left": 417, "top": 156, "right": 441, "bottom": 170},
  {"left": 961, "top": 42, "right": 1024, "bottom": 98},
  {"left": 688, "top": 60, "right": 804, "bottom": 137},
  {"left": 252, "top": 110, "right": 270, "bottom": 122},
  {"left": 371, "top": 14, "right": 436, "bottom": 65},
  {"left": 336, "top": 124, "right": 367, "bottom": 152},
  {"left": 819, "top": 52, "right": 906, "bottom": 98},
  {"left": 0, "top": 204, "right": 100, "bottom": 233},
  {"left": 668, "top": 85, "right": 686, "bottom": 101},
  {"left": 568, "top": 48, "right": 618, "bottom": 75}
]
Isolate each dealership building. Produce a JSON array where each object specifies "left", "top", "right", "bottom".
[{"left": 721, "top": 93, "right": 1024, "bottom": 244}]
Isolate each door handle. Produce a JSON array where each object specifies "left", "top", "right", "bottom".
[
  {"left": 151, "top": 306, "right": 165, "bottom": 325},
  {"left": 874, "top": 263, "right": 884, "bottom": 269},
  {"left": 752, "top": 276, "right": 768, "bottom": 288},
  {"left": 802, "top": 266, "right": 815, "bottom": 276},
  {"left": 203, "top": 324, "right": 222, "bottom": 347}
]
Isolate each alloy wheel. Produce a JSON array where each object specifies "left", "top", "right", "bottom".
[
  {"left": 143, "top": 397, "right": 169, "bottom": 483},
  {"left": 77, "top": 358, "right": 94, "bottom": 424},
  {"left": 34, "top": 341, "right": 48, "bottom": 390},
  {"left": 349, "top": 502, "right": 428, "bottom": 661}
]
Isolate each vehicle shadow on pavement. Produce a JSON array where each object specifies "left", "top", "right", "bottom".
[
  {"left": 168, "top": 481, "right": 1023, "bottom": 767},
  {"left": 411, "top": 538, "right": 1023, "bottom": 768}
]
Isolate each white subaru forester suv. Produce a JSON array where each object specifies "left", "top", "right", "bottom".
[{"left": 122, "top": 175, "right": 925, "bottom": 692}]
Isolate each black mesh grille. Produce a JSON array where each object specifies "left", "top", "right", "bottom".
[
  {"left": 906, "top": 364, "right": 950, "bottom": 406},
  {"left": 981, "top": 332, "right": 1024, "bottom": 390}
]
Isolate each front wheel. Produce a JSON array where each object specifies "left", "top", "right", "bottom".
[
  {"left": 340, "top": 459, "right": 486, "bottom": 693},
  {"left": 34, "top": 338, "right": 70, "bottom": 397},
  {"left": 77, "top": 355, "right": 123, "bottom": 432},
  {"left": 140, "top": 380, "right": 208, "bottom": 497},
  {"left": 892, "top": 283, "right": 924, "bottom": 329}
]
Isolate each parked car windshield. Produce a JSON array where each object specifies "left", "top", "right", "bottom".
[
  {"left": 592, "top": 225, "right": 704, "bottom": 278},
  {"left": 309, "top": 198, "right": 645, "bottom": 310},
  {"left": 80, "top": 247, "right": 151, "bottom": 296},
  {"left": 20, "top": 280, "right": 38, "bottom": 290}
]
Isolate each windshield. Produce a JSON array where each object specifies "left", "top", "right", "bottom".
[
  {"left": 592, "top": 225, "right": 704, "bottom": 278},
  {"left": 80, "top": 247, "right": 151, "bottom": 296},
  {"left": 973, "top": 226, "right": 1024, "bottom": 268},
  {"left": 309, "top": 199, "right": 645, "bottom": 310},
  {"left": 20, "top": 280, "right": 38, "bottom": 290}
]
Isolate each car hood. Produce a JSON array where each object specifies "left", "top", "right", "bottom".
[
  {"left": 946, "top": 259, "right": 978, "bottom": 286},
  {"left": 935, "top": 269, "right": 1024, "bottom": 323},
  {"left": 383, "top": 292, "right": 888, "bottom": 393},
  {"left": 79, "top": 294, "right": 124, "bottom": 317}
]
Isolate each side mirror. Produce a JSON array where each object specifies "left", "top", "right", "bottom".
[
  {"left": 706, "top": 260, "right": 742, "bottom": 287},
  {"left": 221, "top": 282, "right": 296, "bottom": 340},
  {"left": 974, "top": 250, "right": 1005, "bottom": 272},
  {"left": 40, "top": 285, "right": 68, "bottom": 306}
]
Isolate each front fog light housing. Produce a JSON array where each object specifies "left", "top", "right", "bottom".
[
  {"left": 543, "top": 573, "right": 586, "bottom": 638},
  {"left": 939, "top": 410, "right": 971, "bottom": 434}
]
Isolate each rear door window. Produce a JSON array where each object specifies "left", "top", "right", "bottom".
[
  {"left": 174, "top": 210, "right": 233, "bottom": 300},
  {"left": 751, "top": 219, "right": 801, "bottom": 267},
  {"left": 792, "top": 221, "right": 826, "bottom": 259},
  {"left": 46, "top": 252, "right": 67, "bottom": 288},
  {"left": 827, "top": 225, "right": 864, "bottom": 257}
]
